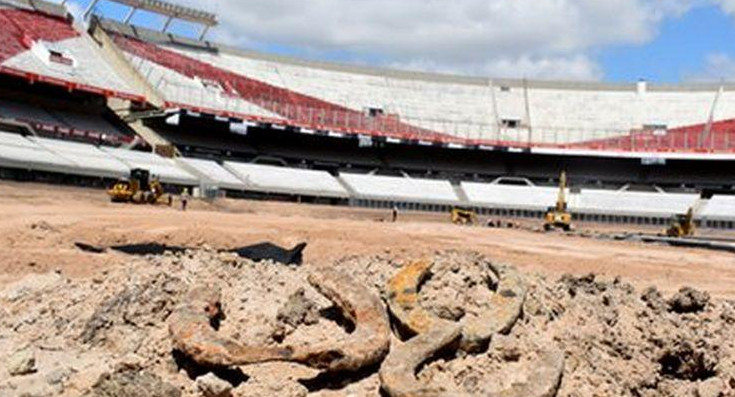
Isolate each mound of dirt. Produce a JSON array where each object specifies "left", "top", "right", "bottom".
[{"left": 0, "top": 249, "right": 733, "bottom": 397}]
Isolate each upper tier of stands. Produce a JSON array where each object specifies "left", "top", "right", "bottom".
[
  {"left": 0, "top": 6, "right": 142, "bottom": 101},
  {"left": 101, "top": 19, "right": 735, "bottom": 153}
]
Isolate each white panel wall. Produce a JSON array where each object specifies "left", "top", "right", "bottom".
[
  {"left": 340, "top": 173, "right": 459, "bottom": 203},
  {"left": 701, "top": 196, "right": 735, "bottom": 219},
  {"left": 571, "top": 190, "right": 697, "bottom": 216},
  {"left": 461, "top": 182, "right": 560, "bottom": 210},
  {"left": 223, "top": 162, "right": 348, "bottom": 198}
]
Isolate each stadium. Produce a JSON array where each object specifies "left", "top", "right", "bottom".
[{"left": 1, "top": 1, "right": 735, "bottom": 396}]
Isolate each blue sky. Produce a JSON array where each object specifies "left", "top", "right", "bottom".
[
  {"left": 599, "top": 5, "right": 735, "bottom": 83},
  {"left": 63, "top": 0, "right": 735, "bottom": 84}
]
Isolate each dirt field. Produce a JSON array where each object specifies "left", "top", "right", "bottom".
[
  {"left": 1, "top": 181, "right": 734, "bottom": 397},
  {"left": 1, "top": 181, "right": 734, "bottom": 297}
]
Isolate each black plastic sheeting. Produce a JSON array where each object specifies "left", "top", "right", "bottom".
[
  {"left": 230, "top": 242, "right": 307, "bottom": 266},
  {"left": 75, "top": 241, "right": 307, "bottom": 265}
]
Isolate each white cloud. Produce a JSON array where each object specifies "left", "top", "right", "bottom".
[
  {"left": 687, "top": 53, "right": 735, "bottom": 81},
  {"left": 715, "top": 0, "right": 735, "bottom": 14},
  {"left": 77, "top": 0, "right": 701, "bottom": 80}
]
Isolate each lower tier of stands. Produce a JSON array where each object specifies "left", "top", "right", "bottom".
[{"left": 0, "top": 131, "right": 732, "bottom": 227}]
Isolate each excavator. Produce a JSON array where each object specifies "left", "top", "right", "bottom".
[
  {"left": 664, "top": 207, "right": 696, "bottom": 238},
  {"left": 544, "top": 171, "right": 572, "bottom": 232},
  {"left": 108, "top": 168, "right": 164, "bottom": 204}
]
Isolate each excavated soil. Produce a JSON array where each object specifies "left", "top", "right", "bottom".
[{"left": 1, "top": 181, "right": 735, "bottom": 396}]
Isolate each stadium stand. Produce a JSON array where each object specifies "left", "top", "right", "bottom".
[
  {"left": 340, "top": 173, "right": 460, "bottom": 204},
  {"left": 176, "top": 157, "right": 246, "bottom": 191},
  {"left": 101, "top": 20, "right": 735, "bottom": 152},
  {"left": 223, "top": 162, "right": 349, "bottom": 198},
  {"left": 100, "top": 146, "right": 198, "bottom": 185},
  {"left": 0, "top": 1, "right": 733, "bottom": 229},
  {"left": 701, "top": 196, "right": 735, "bottom": 220},
  {"left": 0, "top": 130, "right": 77, "bottom": 173},
  {"left": 29, "top": 136, "right": 129, "bottom": 178},
  {"left": 570, "top": 190, "right": 697, "bottom": 217},
  {"left": 0, "top": 6, "right": 143, "bottom": 101},
  {"left": 0, "top": 97, "right": 134, "bottom": 145},
  {"left": 461, "top": 182, "right": 561, "bottom": 211}
]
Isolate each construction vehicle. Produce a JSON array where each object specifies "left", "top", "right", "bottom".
[
  {"left": 108, "top": 168, "right": 164, "bottom": 204},
  {"left": 664, "top": 207, "right": 696, "bottom": 238},
  {"left": 451, "top": 207, "right": 478, "bottom": 225},
  {"left": 544, "top": 171, "right": 572, "bottom": 231}
]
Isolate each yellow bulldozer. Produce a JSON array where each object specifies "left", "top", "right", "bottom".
[
  {"left": 451, "top": 207, "right": 478, "bottom": 225},
  {"left": 108, "top": 168, "right": 164, "bottom": 204},
  {"left": 543, "top": 171, "right": 573, "bottom": 232}
]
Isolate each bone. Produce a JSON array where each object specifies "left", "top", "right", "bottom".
[
  {"left": 168, "top": 285, "right": 298, "bottom": 367},
  {"left": 386, "top": 260, "right": 526, "bottom": 352},
  {"left": 487, "top": 348, "right": 565, "bottom": 397},
  {"left": 292, "top": 267, "right": 391, "bottom": 372},
  {"left": 379, "top": 323, "right": 463, "bottom": 397}
]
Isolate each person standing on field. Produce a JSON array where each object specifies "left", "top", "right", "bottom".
[{"left": 181, "top": 188, "right": 190, "bottom": 211}]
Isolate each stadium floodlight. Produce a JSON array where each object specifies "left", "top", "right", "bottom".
[{"left": 83, "top": 0, "right": 218, "bottom": 39}]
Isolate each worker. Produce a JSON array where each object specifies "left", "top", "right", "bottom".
[
  {"left": 392, "top": 205, "right": 399, "bottom": 222},
  {"left": 181, "top": 188, "right": 190, "bottom": 211}
]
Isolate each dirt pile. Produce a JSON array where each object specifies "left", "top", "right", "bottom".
[{"left": 0, "top": 249, "right": 733, "bottom": 396}]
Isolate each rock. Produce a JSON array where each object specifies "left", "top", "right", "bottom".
[
  {"left": 45, "top": 367, "right": 72, "bottom": 385},
  {"left": 196, "top": 373, "right": 233, "bottom": 397},
  {"left": 697, "top": 378, "right": 724, "bottom": 397},
  {"left": 113, "top": 354, "right": 144, "bottom": 373},
  {"left": 641, "top": 287, "right": 667, "bottom": 313},
  {"left": 88, "top": 370, "right": 181, "bottom": 397},
  {"left": 7, "top": 349, "right": 36, "bottom": 376},
  {"left": 669, "top": 287, "right": 710, "bottom": 314},
  {"left": 81, "top": 273, "right": 185, "bottom": 344},
  {"left": 276, "top": 287, "right": 319, "bottom": 328},
  {"left": 433, "top": 304, "right": 465, "bottom": 321}
]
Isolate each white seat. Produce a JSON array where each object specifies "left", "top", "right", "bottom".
[
  {"left": 571, "top": 190, "right": 697, "bottom": 216},
  {"left": 461, "top": 182, "right": 560, "bottom": 210},
  {"left": 340, "top": 173, "right": 459, "bottom": 203},
  {"left": 701, "top": 196, "right": 735, "bottom": 219},
  {"left": 30, "top": 137, "right": 129, "bottom": 178},
  {"left": 101, "top": 147, "right": 198, "bottom": 185},
  {"left": 177, "top": 157, "right": 245, "bottom": 190},
  {"left": 223, "top": 162, "right": 348, "bottom": 198}
]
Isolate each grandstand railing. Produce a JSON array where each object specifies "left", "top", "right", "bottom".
[{"left": 152, "top": 78, "right": 735, "bottom": 153}]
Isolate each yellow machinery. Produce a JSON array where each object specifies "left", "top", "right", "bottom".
[
  {"left": 108, "top": 168, "right": 164, "bottom": 204},
  {"left": 665, "top": 207, "right": 696, "bottom": 238},
  {"left": 544, "top": 171, "right": 572, "bottom": 231},
  {"left": 451, "top": 207, "right": 478, "bottom": 225}
]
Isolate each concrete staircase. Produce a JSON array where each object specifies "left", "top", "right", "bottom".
[{"left": 90, "top": 22, "right": 175, "bottom": 153}]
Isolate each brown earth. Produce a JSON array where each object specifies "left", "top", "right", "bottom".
[
  {"left": 1, "top": 181, "right": 735, "bottom": 397},
  {"left": 1, "top": 181, "right": 734, "bottom": 297}
]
